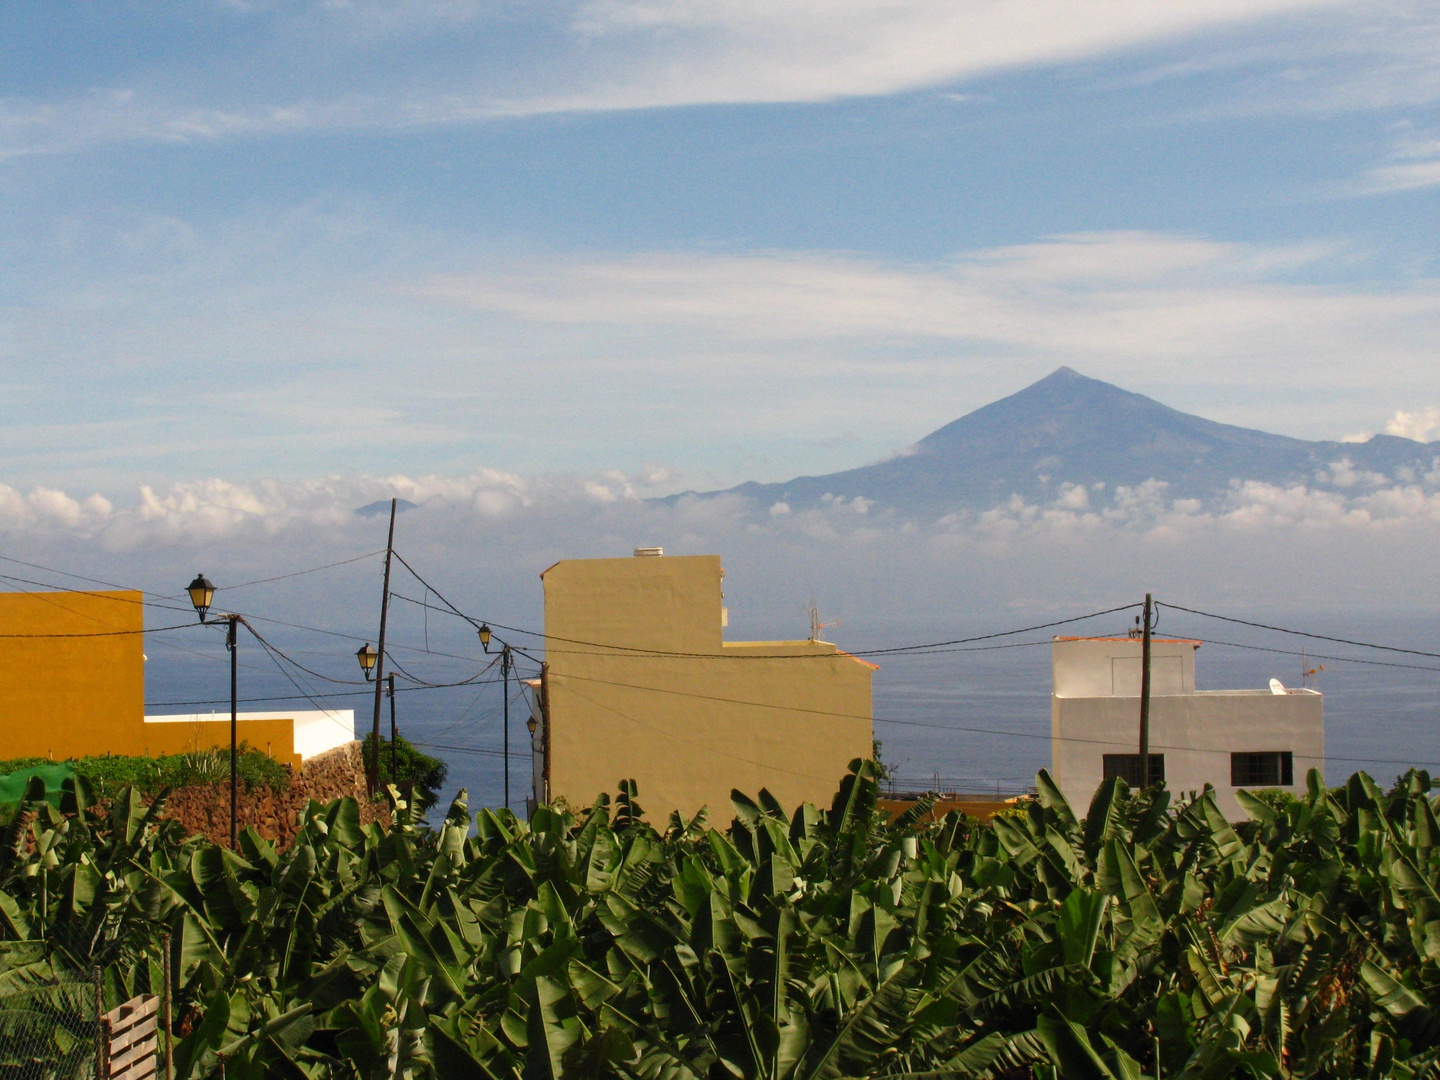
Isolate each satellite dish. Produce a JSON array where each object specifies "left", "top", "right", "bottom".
[{"left": 1269, "top": 678, "right": 1286, "bottom": 695}]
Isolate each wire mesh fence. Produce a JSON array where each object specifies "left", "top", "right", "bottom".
[{"left": 0, "top": 944, "right": 102, "bottom": 1080}]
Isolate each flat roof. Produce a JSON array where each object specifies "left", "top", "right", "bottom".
[{"left": 1053, "top": 636, "right": 1202, "bottom": 645}]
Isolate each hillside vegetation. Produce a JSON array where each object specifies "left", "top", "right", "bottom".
[{"left": 1, "top": 762, "right": 1438, "bottom": 1079}]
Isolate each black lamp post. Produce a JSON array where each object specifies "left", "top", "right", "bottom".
[
  {"left": 501, "top": 645, "right": 512, "bottom": 810},
  {"left": 187, "top": 573, "right": 240, "bottom": 847}
]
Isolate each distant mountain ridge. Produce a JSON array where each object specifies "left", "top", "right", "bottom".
[{"left": 679, "top": 368, "right": 1438, "bottom": 517}]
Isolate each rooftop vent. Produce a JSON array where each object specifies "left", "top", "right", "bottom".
[{"left": 633, "top": 547, "right": 664, "bottom": 557}]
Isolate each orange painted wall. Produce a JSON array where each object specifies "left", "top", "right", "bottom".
[{"left": 0, "top": 590, "right": 296, "bottom": 764}]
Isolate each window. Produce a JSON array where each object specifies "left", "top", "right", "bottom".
[
  {"left": 1231, "top": 751, "right": 1293, "bottom": 787},
  {"left": 1102, "top": 754, "right": 1165, "bottom": 787}
]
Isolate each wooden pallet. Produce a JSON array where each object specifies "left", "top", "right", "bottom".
[{"left": 101, "top": 994, "right": 159, "bottom": 1080}]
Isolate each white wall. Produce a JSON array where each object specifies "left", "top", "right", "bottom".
[
  {"left": 1051, "top": 691, "right": 1323, "bottom": 820},
  {"left": 1052, "top": 638, "right": 1197, "bottom": 698}
]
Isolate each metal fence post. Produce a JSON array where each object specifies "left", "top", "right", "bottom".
[
  {"left": 162, "top": 932, "right": 175, "bottom": 1080},
  {"left": 93, "top": 966, "right": 106, "bottom": 1079}
]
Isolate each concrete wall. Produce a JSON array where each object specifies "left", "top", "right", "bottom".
[
  {"left": 1051, "top": 636, "right": 1324, "bottom": 820},
  {"left": 0, "top": 588, "right": 346, "bottom": 766},
  {"left": 1052, "top": 637, "right": 1198, "bottom": 697},
  {"left": 539, "top": 555, "right": 874, "bottom": 820}
]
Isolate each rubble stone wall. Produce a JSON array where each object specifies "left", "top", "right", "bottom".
[{"left": 159, "top": 741, "right": 388, "bottom": 848}]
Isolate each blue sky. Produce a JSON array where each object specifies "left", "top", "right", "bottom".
[{"left": 3, "top": 0, "right": 1440, "bottom": 503}]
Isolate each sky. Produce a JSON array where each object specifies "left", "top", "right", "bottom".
[
  {"left": 3, "top": 2, "right": 1440, "bottom": 604},
  {"left": 5, "top": 1, "right": 1440, "bottom": 804}
]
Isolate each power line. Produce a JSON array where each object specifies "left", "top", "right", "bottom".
[
  {"left": 856, "top": 604, "right": 1142, "bottom": 656},
  {"left": 388, "top": 570, "right": 1134, "bottom": 663},
  {"left": 1159, "top": 602, "right": 1440, "bottom": 660},
  {"left": 0, "top": 622, "right": 197, "bottom": 638},
  {"left": 548, "top": 669, "right": 1439, "bottom": 771},
  {"left": 1181, "top": 634, "right": 1440, "bottom": 674},
  {"left": 219, "top": 550, "right": 385, "bottom": 592}
]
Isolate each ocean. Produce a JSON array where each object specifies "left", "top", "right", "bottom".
[{"left": 140, "top": 608, "right": 1440, "bottom": 819}]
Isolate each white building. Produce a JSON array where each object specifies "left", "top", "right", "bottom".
[{"left": 1050, "top": 636, "right": 1322, "bottom": 819}]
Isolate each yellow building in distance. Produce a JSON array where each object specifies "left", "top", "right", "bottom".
[
  {"left": 0, "top": 588, "right": 352, "bottom": 765},
  {"left": 531, "top": 552, "right": 875, "bottom": 820}
]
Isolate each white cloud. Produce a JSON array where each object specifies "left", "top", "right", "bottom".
[
  {"left": 7, "top": 227, "right": 1440, "bottom": 492},
  {"left": 1386, "top": 406, "right": 1440, "bottom": 442},
  {"left": 417, "top": 234, "right": 1440, "bottom": 397}
]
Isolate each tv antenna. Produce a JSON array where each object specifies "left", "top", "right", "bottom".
[{"left": 807, "top": 594, "right": 839, "bottom": 641}]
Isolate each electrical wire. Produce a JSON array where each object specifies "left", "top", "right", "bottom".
[
  {"left": 241, "top": 622, "right": 370, "bottom": 686},
  {"left": 1159, "top": 602, "right": 1440, "bottom": 660},
  {"left": 219, "top": 550, "right": 385, "bottom": 592},
  {"left": 547, "top": 669, "right": 1440, "bottom": 771},
  {"left": 388, "top": 567, "right": 1137, "bottom": 663},
  {"left": 1172, "top": 634, "right": 1440, "bottom": 674},
  {"left": 0, "top": 621, "right": 197, "bottom": 638}
]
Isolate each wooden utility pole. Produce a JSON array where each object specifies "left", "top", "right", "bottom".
[
  {"left": 1138, "top": 592, "right": 1153, "bottom": 787},
  {"left": 368, "top": 498, "right": 397, "bottom": 794}
]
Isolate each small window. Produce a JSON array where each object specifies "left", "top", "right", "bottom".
[
  {"left": 1102, "top": 754, "right": 1165, "bottom": 787},
  {"left": 1231, "top": 751, "right": 1294, "bottom": 787}
]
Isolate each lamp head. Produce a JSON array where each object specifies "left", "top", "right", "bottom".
[
  {"left": 187, "top": 573, "right": 216, "bottom": 622},
  {"left": 526, "top": 715, "right": 538, "bottom": 736},
  {"left": 356, "top": 642, "right": 379, "bottom": 680},
  {"left": 478, "top": 623, "right": 492, "bottom": 652}
]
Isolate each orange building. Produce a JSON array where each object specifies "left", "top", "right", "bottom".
[{"left": 0, "top": 588, "right": 352, "bottom": 765}]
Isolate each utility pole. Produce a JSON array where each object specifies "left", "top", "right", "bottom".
[
  {"left": 369, "top": 498, "right": 397, "bottom": 794},
  {"left": 501, "top": 645, "right": 511, "bottom": 810},
  {"left": 1138, "top": 592, "right": 1153, "bottom": 788}
]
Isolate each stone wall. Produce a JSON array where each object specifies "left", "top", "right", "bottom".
[{"left": 159, "top": 741, "right": 388, "bottom": 848}]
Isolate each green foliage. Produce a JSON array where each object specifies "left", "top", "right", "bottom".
[
  {"left": 361, "top": 732, "right": 448, "bottom": 813},
  {"left": 0, "top": 745, "right": 289, "bottom": 803},
  {"left": 870, "top": 739, "right": 893, "bottom": 783},
  {"left": 1, "top": 760, "right": 1440, "bottom": 1079}
]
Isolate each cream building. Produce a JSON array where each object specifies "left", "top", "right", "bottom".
[
  {"left": 1050, "top": 636, "right": 1323, "bottom": 819},
  {"left": 530, "top": 552, "right": 875, "bottom": 820}
]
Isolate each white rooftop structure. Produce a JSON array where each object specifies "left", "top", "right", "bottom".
[{"left": 1050, "top": 637, "right": 1322, "bottom": 820}]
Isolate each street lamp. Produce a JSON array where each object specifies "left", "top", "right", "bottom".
[
  {"left": 356, "top": 643, "right": 378, "bottom": 681},
  {"left": 478, "top": 624, "right": 492, "bottom": 652},
  {"left": 187, "top": 573, "right": 240, "bottom": 847},
  {"left": 187, "top": 574, "right": 215, "bottom": 622}
]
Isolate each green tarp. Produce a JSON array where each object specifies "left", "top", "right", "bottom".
[{"left": 0, "top": 763, "right": 75, "bottom": 809}]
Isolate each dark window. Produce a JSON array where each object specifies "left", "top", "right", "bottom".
[
  {"left": 1102, "top": 754, "right": 1165, "bottom": 787},
  {"left": 1230, "top": 751, "right": 1293, "bottom": 787}
]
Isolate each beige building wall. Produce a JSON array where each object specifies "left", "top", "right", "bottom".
[
  {"left": 538, "top": 554, "right": 874, "bottom": 820},
  {"left": 1051, "top": 637, "right": 1323, "bottom": 820}
]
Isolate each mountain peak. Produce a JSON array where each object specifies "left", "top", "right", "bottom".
[{"left": 691, "top": 371, "right": 1436, "bottom": 517}]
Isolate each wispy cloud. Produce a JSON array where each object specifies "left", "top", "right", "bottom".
[
  {"left": 417, "top": 233, "right": 1440, "bottom": 391},
  {"left": 6, "top": 227, "right": 1440, "bottom": 490},
  {"left": 1356, "top": 129, "right": 1440, "bottom": 194},
  {"left": 0, "top": 0, "right": 1349, "bottom": 157}
]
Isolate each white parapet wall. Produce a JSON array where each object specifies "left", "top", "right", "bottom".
[{"left": 143, "top": 709, "right": 356, "bottom": 762}]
